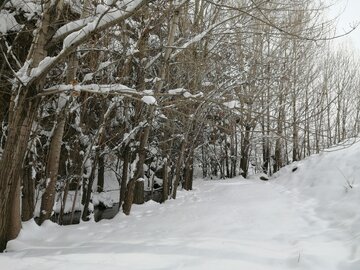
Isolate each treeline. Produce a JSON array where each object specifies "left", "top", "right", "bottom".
[{"left": 0, "top": 0, "right": 359, "bottom": 251}]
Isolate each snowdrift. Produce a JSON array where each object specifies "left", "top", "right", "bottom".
[{"left": 273, "top": 139, "right": 360, "bottom": 235}]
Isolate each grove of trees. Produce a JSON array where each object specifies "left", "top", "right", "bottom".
[{"left": 0, "top": 0, "right": 359, "bottom": 251}]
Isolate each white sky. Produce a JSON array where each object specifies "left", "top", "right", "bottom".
[{"left": 328, "top": 0, "right": 360, "bottom": 51}]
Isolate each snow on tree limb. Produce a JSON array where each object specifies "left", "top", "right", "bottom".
[
  {"left": 41, "top": 84, "right": 139, "bottom": 97},
  {"left": 170, "top": 15, "right": 241, "bottom": 60},
  {"left": 41, "top": 84, "right": 203, "bottom": 100},
  {"left": 112, "top": 120, "right": 148, "bottom": 152},
  {"left": 17, "top": 0, "right": 148, "bottom": 87},
  {"left": 51, "top": 17, "right": 95, "bottom": 45},
  {"left": 143, "top": 13, "right": 242, "bottom": 69}
]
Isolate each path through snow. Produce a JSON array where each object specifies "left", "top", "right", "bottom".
[{"left": 1, "top": 178, "right": 357, "bottom": 270}]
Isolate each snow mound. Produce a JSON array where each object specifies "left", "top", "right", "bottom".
[
  {"left": 273, "top": 138, "right": 360, "bottom": 244},
  {"left": 92, "top": 192, "right": 114, "bottom": 208}
]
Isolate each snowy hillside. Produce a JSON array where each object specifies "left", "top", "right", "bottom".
[
  {"left": 0, "top": 140, "right": 359, "bottom": 269},
  {"left": 273, "top": 139, "right": 360, "bottom": 237}
]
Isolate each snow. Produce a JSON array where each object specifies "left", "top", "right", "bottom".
[
  {"left": 15, "top": 0, "right": 146, "bottom": 86},
  {"left": 95, "top": 4, "right": 109, "bottom": 14},
  {"left": 168, "top": 88, "right": 203, "bottom": 98},
  {"left": 62, "top": 0, "right": 144, "bottom": 50},
  {"left": 43, "top": 84, "right": 137, "bottom": 96},
  {"left": 183, "top": 91, "right": 193, "bottom": 98},
  {"left": 143, "top": 89, "right": 154, "bottom": 95},
  {"left": 15, "top": 60, "right": 31, "bottom": 85},
  {"left": 141, "top": 95, "right": 157, "bottom": 105},
  {"left": 273, "top": 138, "right": 360, "bottom": 251},
  {"left": 92, "top": 192, "right": 114, "bottom": 208},
  {"left": 170, "top": 19, "right": 227, "bottom": 60},
  {"left": 82, "top": 73, "right": 93, "bottom": 82},
  {"left": 98, "top": 61, "right": 112, "bottom": 70},
  {"left": 53, "top": 18, "right": 94, "bottom": 40},
  {"left": 56, "top": 93, "right": 68, "bottom": 112},
  {"left": 183, "top": 91, "right": 203, "bottom": 98},
  {"left": 1, "top": 140, "right": 360, "bottom": 269},
  {"left": 168, "top": 88, "right": 186, "bottom": 95},
  {"left": 202, "top": 81, "right": 213, "bottom": 87},
  {"left": 223, "top": 100, "right": 240, "bottom": 109},
  {"left": 0, "top": 11, "right": 20, "bottom": 34},
  {"left": 7, "top": 0, "right": 40, "bottom": 20},
  {"left": 112, "top": 121, "right": 147, "bottom": 151},
  {"left": 31, "top": 57, "right": 53, "bottom": 76},
  {"left": 52, "top": 191, "right": 83, "bottom": 215}
]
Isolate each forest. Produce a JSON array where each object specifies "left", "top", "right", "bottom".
[{"left": 0, "top": 0, "right": 359, "bottom": 252}]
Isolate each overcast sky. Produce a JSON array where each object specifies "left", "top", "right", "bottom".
[{"left": 329, "top": 0, "right": 360, "bottom": 51}]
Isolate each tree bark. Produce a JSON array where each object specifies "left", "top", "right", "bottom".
[
  {"left": 119, "top": 145, "right": 130, "bottom": 210},
  {"left": 97, "top": 155, "right": 105, "bottom": 193},
  {"left": 39, "top": 108, "right": 67, "bottom": 224},
  {"left": 162, "top": 158, "right": 169, "bottom": 203},
  {"left": 183, "top": 150, "right": 194, "bottom": 191},
  {"left": 240, "top": 124, "right": 251, "bottom": 178},
  {"left": 133, "top": 180, "right": 144, "bottom": 204},
  {"left": 0, "top": 91, "right": 39, "bottom": 251},
  {"left": 172, "top": 139, "right": 186, "bottom": 199},
  {"left": 21, "top": 160, "right": 35, "bottom": 221}
]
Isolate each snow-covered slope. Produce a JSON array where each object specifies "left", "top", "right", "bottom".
[
  {"left": 0, "top": 140, "right": 359, "bottom": 269},
  {"left": 272, "top": 139, "right": 360, "bottom": 269},
  {"left": 273, "top": 139, "right": 360, "bottom": 238}
]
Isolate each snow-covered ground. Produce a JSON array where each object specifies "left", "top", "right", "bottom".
[{"left": 1, "top": 140, "right": 359, "bottom": 269}]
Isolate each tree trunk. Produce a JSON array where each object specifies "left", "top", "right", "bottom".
[
  {"left": 97, "top": 154, "right": 105, "bottom": 193},
  {"left": 133, "top": 180, "right": 144, "bottom": 204},
  {"left": 119, "top": 145, "right": 130, "bottom": 210},
  {"left": 9, "top": 179, "right": 21, "bottom": 241},
  {"left": 274, "top": 90, "right": 285, "bottom": 173},
  {"left": 82, "top": 157, "right": 98, "bottom": 221},
  {"left": 122, "top": 176, "right": 140, "bottom": 215},
  {"left": 183, "top": 150, "right": 194, "bottom": 191},
  {"left": 0, "top": 90, "right": 39, "bottom": 251},
  {"left": 240, "top": 124, "right": 251, "bottom": 178},
  {"left": 21, "top": 160, "right": 35, "bottom": 221},
  {"left": 0, "top": 0, "right": 55, "bottom": 249},
  {"left": 230, "top": 126, "right": 236, "bottom": 178},
  {"left": 172, "top": 139, "right": 186, "bottom": 199},
  {"left": 122, "top": 122, "right": 150, "bottom": 214},
  {"left": 59, "top": 178, "right": 70, "bottom": 225},
  {"left": 39, "top": 108, "right": 67, "bottom": 224},
  {"left": 292, "top": 96, "right": 299, "bottom": 161},
  {"left": 162, "top": 158, "right": 169, "bottom": 203}
]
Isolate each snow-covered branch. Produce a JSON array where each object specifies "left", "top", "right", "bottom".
[
  {"left": 17, "top": 0, "right": 148, "bottom": 86},
  {"left": 40, "top": 84, "right": 204, "bottom": 106},
  {"left": 112, "top": 120, "right": 148, "bottom": 152},
  {"left": 41, "top": 83, "right": 139, "bottom": 96},
  {"left": 50, "top": 17, "right": 95, "bottom": 45},
  {"left": 170, "top": 15, "right": 241, "bottom": 60}
]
